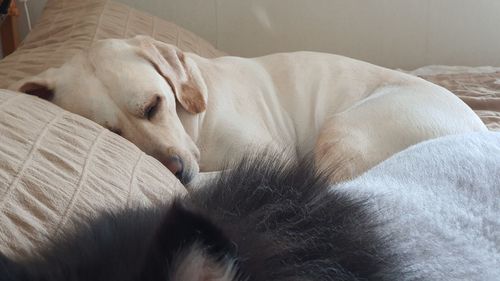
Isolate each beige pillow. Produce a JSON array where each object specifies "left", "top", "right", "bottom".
[
  {"left": 0, "top": 0, "right": 225, "bottom": 88},
  {"left": 0, "top": 0, "right": 228, "bottom": 258},
  {"left": 0, "top": 89, "right": 186, "bottom": 258}
]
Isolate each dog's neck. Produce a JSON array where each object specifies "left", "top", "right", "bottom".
[
  {"left": 177, "top": 52, "right": 385, "bottom": 171},
  {"left": 179, "top": 54, "right": 299, "bottom": 171}
]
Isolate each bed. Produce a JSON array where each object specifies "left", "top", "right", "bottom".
[
  {"left": 409, "top": 66, "right": 500, "bottom": 131},
  {"left": 0, "top": 0, "right": 498, "bottom": 258}
]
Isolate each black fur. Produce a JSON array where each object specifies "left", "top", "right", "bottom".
[
  {"left": 0, "top": 155, "right": 400, "bottom": 281},
  {"left": 0, "top": 0, "right": 11, "bottom": 15}
]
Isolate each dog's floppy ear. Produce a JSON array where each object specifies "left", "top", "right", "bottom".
[
  {"left": 132, "top": 36, "right": 207, "bottom": 114},
  {"left": 12, "top": 68, "right": 57, "bottom": 101}
]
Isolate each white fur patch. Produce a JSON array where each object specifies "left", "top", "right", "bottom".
[{"left": 170, "top": 244, "right": 240, "bottom": 281}]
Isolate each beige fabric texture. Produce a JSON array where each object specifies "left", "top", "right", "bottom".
[
  {"left": 418, "top": 72, "right": 500, "bottom": 131},
  {"left": 0, "top": 0, "right": 225, "bottom": 89},
  {"left": 0, "top": 89, "right": 186, "bottom": 258},
  {"left": 0, "top": 0, "right": 228, "bottom": 258}
]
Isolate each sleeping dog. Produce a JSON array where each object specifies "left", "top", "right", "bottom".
[
  {"left": 1, "top": 144, "right": 499, "bottom": 281},
  {"left": 12, "top": 36, "right": 486, "bottom": 183}
]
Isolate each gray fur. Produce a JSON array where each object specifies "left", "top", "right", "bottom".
[{"left": 338, "top": 131, "right": 500, "bottom": 280}]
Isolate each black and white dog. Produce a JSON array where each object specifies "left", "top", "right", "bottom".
[
  {"left": 1, "top": 132, "right": 499, "bottom": 281},
  {"left": 1, "top": 156, "right": 397, "bottom": 281}
]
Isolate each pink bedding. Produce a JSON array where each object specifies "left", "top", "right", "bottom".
[{"left": 419, "top": 71, "right": 500, "bottom": 131}]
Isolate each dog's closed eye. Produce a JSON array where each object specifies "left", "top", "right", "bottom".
[{"left": 145, "top": 95, "right": 162, "bottom": 120}]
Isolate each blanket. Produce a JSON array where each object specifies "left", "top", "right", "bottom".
[{"left": 338, "top": 132, "right": 500, "bottom": 280}]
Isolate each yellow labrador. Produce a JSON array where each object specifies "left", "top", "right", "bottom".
[{"left": 12, "top": 36, "right": 486, "bottom": 183}]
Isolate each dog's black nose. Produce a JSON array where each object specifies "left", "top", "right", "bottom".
[{"left": 165, "top": 155, "right": 184, "bottom": 180}]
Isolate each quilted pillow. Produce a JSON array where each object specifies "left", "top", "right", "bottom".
[
  {"left": 0, "top": 0, "right": 225, "bottom": 88},
  {"left": 0, "top": 0, "right": 227, "bottom": 258},
  {"left": 0, "top": 89, "right": 186, "bottom": 258}
]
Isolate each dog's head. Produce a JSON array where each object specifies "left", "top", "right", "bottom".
[{"left": 13, "top": 36, "right": 208, "bottom": 183}]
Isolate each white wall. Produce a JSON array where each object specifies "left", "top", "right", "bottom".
[
  {"left": 17, "top": 0, "right": 47, "bottom": 42},
  {"left": 11, "top": 0, "right": 500, "bottom": 69}
]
